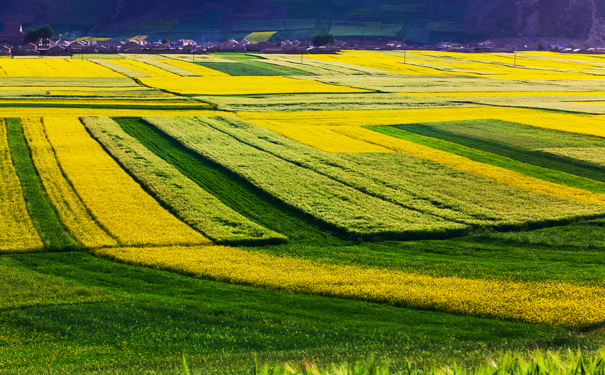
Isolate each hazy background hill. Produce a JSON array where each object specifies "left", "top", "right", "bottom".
[{"left": 1, "top": 0, "right": 603, "bottom": 43}]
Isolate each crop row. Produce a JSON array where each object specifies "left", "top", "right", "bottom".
[
  {"left": 83, "top": 116, "right": 286, "bottom": 245},
  {"left": 5, "top": 118, "right": 79, "bottom": 250},
  {"left": 21, "top": 117, "right": 118, "bottom": 249},
  {"left": 42, "top": 117, "right": 210, "bottom": 247},
  {"left": 0, "top": 119, "right": 43, "bottom": 252}
]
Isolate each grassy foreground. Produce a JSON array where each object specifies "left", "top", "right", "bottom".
[{"left": 2, "top": 250, "right": 603, "bottom": 374}]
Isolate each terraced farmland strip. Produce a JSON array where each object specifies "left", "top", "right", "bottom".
[
  {"left": 343, "top": 126, "right": 605, "bottom": 206},
  {"left": 0, "top": 119, "right": 43, "bottom": 252},
  {"left": 144, "top": 116, "right": 467, "bottom": 240},
  {"left": 380, "top": 125, "right": 605, "bottom": 194},
  {"left": 5, "top": 118, "right": 79, "bottom": 251},
  {"left": 115, "top": 117, "right": 345, "bottom": 245},
  {"left": 42, "top": 117, "right": 209, "bottom": 247},
  {"left": 86, "top": 117, "right": 286, "bottom": 246},
  {"left": 400, "top": 122, "right": 605, "bottom": 183},
  {"left": 21, "top": 118, "right": 117, "bottom": 249},
  {"left": 97, "top": 245, "right": 605, "bottom": 326}
]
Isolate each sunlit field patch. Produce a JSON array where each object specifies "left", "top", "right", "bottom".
[{"left": 0, "top": 59, "right": 125, "bottom": 78}]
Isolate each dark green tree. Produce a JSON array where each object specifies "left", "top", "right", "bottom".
[
  {"left": 312, "top": 34, "right": 335, "bottom": 47},
  {"left": 23, "top": 24, "right": 54, "bottom": 45}
]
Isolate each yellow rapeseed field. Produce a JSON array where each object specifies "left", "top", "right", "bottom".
[
  {"left": 0, "top": 59, "right": 125, "bottom": 78},
  {"left": 139, "top": 76, "right": 371, "bottom": 95},
  {"left": 310, "top": 51, "right": 605, "bottom": 80},
  {"left": 96, "top": 245, "right": 605, "bottom": 326},
  {"left": 20, "top": 117, "right": 118, "bottom": 249},
  {"left": 43, "top": 117, "right": 211, "bottom": 247},
  {"left": 0, "top": 119, "right": 43, "bottom": 252}
]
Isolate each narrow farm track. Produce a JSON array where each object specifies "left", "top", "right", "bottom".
[
  {"left": 5, "top": 118, "right": 79, "bottom": 251},
  {"left": 114, "top": 117, "right": 348, "bottom": 245}
]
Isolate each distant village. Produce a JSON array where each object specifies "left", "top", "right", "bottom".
[{"left": 2, "top": 22, "right": 605, "bottom": 56}]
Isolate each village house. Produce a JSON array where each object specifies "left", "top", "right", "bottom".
[{"left": 0, "top": 22, "right": 25, "bottom": 46}]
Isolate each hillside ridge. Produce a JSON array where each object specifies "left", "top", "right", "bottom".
[{"left": 0, "top": 0, "right": 602, "bottom": 42}]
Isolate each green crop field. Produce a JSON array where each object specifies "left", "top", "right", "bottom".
[{"left": 1, "top": 51, "right": 605, "bottom": 374}]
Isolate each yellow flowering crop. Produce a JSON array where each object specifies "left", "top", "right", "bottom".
[
  {"left": 256, "top": 123, "right": 393, "bottom": 153},
  {"left": 308, "top": 51, "right": 605, "bottom": 80},
  {"left": 43, "top": 117, "right": 211, "bottom": 247},
  {"left": 20, "top": 117, "right": 117, "bottom": 249},
  {"left": 0, "top": 119, "right": 43, "bottom": 252},
  {"left": 0, "top": 59, "right": 125, "bottom": 78},
  {"left": 139, "top": 76, "right": 370, "bottom": 95},
  {"left": 159, "top": 59, "right": 230, "bottom": 76},
  {"left": 110, "top": 59, "right": 180, "bottom": 77},
  {"left": 307, "top": 52, "right": 457, "bottom": 76},
  {"left": 96, "top": 245, "right": 605, "bottom": 326}
]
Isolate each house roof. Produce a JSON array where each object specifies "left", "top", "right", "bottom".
[{"left": 0, "top": 22, "right": 24, "bottom": 38}]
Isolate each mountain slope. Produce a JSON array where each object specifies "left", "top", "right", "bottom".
[{"left": 0, "top": 0, "right": 601, "bottom": 42}]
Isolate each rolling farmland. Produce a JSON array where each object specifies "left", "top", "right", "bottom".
[{"left": 2, "top": 51, "right": 605, "bottom": 374}]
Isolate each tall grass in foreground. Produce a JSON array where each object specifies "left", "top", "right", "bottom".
[{"left": 183, "top": 349, "right": 605, "bottom": 375}]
